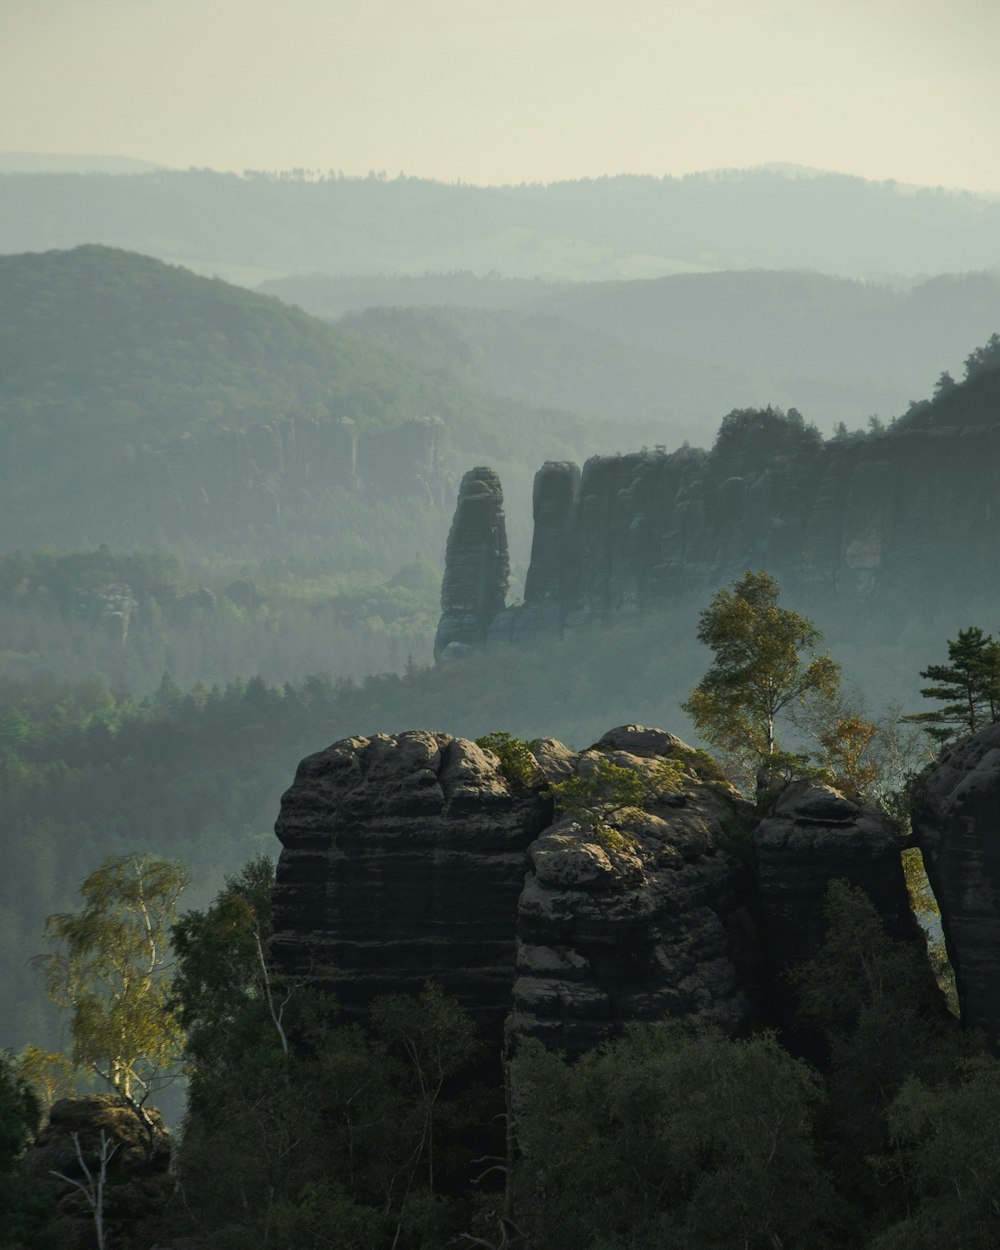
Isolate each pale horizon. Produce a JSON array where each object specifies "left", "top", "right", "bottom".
[{"left": 2, "top": 0, "right": 999, "bottom": 195}]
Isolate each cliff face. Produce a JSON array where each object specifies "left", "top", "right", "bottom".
[
  {"left": 911, "top": 723, "right": 1000, "bottom": 1041},
  {"left": 272, "top": 725, "right": 919, "bottom": 1051},
  {"left": 438, "top": 394, "right": 1000, "bottom": 649},
  {"left": 271, "top": 729, "right": 549, "bottom": 1037}
]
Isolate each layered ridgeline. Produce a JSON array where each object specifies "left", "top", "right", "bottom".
[
  {"left": 275, "top": 269, "right": 1000, "bottom": 441},
  {"left": 435, "top": 334, "right": 1000, "bottom": 664},
  {"left": 2, "top": 167, "right": 1000, "bottom": 281},
  {"left": 0, "top": 245, "right": 631, "bottom": 561}
]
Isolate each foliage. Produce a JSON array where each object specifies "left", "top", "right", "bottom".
[
  {"left": 14, "top": 1046, "right": 77, "bottom": 1118},
  {"left": 868, "top": 1058, "right": 1000, "bottom": 1248},
  {"left": 174, "top": 983, "right": 482, "bottom": 1250},
  {"left": 963, "top": 331, "right": 1000, "bottom": 383},
  {"left": 790, "top": 881, "right": 973, "bottom": 1223},
  {"left": 548, "top": 754, "right": 683, "bottom": 845},
  {"left": 474, "top": 731, "right": 540, "bottom": 788},
  {"left": 0, "top": 1051, "right": 59, "bottom": 1250},
  {"left": 711, "top": 404, "right": 822, "bottom": 469},
  {"left": 513, "top": 1025, "right": 840, "bottom": 1250},
  {"left": 42, "top": 854, "right": 187, "bottom": 1114},
  {"left": 903, "top": 626, "right": 1000, "bottom": 745},
  {"left": 171, "top": 855, "right": 276, "bottom": 1085},
  {"left": 682, "top": 570, "right": 840, "bottom": 788}
]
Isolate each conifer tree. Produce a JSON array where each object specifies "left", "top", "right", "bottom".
[{"left": 904, "top": 627, "right": 1000, "bottom": 745}]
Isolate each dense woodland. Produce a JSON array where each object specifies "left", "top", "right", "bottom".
[{"left": 2, "top": 174, "right": 1000, "bottom": 1246}]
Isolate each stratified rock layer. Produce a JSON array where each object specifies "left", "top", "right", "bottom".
[
  {"left": 512, "top": 727, "right": 763, "bottom": 1053},
  {"left": 434, "top": 466, "right": 510, "bottom": 660},
  {"left": 911, "top": 723, "right": 1000, "bottom": 1041},
  {"left": 272, "top": 725, "right": 773, "bottom": 1051},
  {"left": 271, "top": 730, "right": 550, "bottom": 1035}
]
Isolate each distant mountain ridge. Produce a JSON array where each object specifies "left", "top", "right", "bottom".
[
  {"left": 1, "top": 167, "right": 999, "bottom": 283},
  {"left": 0, "top": 246, "right": 618, "bottom": 560},
  {"left": 269, "top": 268, "right": 1000, "bottom": 440}
]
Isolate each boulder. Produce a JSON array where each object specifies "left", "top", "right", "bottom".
[{"left": 27, "top": 1094, "right": 171, "bottom": 1250}]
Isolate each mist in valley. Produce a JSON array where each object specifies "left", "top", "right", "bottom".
[{"left": 3, "top": 3, "right": 1000, "bottom": 1245}]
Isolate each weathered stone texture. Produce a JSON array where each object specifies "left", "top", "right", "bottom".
[
  {"left": 27, "top": 1095, "right": 172, "bottom": 1250},
  {"left": 511, "top": 728, "right": 761, "bottom": 1053},
  {"left": 912, "top": 723, "right": 1000, "bottom": 1041},
  {"left": 271, "top": 729, "right": 550, "bottom": 1035}
]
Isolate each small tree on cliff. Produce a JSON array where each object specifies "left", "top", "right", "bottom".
[{"left": 682, "top": 570, "right": 840, "bottom": 790}]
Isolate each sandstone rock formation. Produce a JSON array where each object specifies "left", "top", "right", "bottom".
[
  {"left": 435, "top": 389, "right": 1000, "bottom": 652},
  {"left": 271, "top": 724, "right": 939, "bottom": 1055},
  {"left": 911, "top": 723, "right": 1000, "bottom": 1041},
  {"left": 433, "top": 466, "right": 510, "bottom": 659},
  {"left": 271, "top": 729, "right": 550, "bottom": 1036},
  {"left": 511, "top": 726, "right": 763, "bottom": 1053},
  {"left": 754, "top": 781, "right": 920, "bottom": 1006}
]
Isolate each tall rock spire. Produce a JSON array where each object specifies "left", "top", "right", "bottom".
[{"left": 434, "top": 466, "right": 509, "bottom": 660}]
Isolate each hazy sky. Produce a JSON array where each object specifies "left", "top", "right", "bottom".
[{"left": 2, "top": 0, "right": 999, "bottom": 191}]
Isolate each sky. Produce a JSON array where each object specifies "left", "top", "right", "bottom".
[{"left": 1, "top": 0, "right": 999, "bottom": 192}]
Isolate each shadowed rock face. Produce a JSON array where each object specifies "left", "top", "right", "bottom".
[
  {"left": 435, "top": 404, "right": 1000, "bottom": 650},
  {"left": 754, "top": 781, "right": 920, "bottom": 1011},
  {"left": 272, "top": 726, "right": 928, "bottom": 1054},
  {"left": 271, "top": 729, "right": 550, "bottom": 1036},
  {"left": 912, "top": 724, "right": 1000, "bottom": 1041},
  {"left": 433, "top": 466, "right": 510, "bottom": 660},
  {"left": 27, "top": 1096, "right": 172, "bottom": 1249},
  {"left": 272, "top": 726, "right": 767, "bottom": 1050}
]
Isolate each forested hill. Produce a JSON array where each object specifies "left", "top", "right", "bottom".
[
  {"left": 0, "top": 246, "right": 622, "bottom": 558},
  {"left": 1, "top": 168, "right": 999, "bottom": 282}
]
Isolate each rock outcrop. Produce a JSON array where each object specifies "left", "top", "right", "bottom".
[
  {"left": 27, "top": 1095, "right": 172, "bottom": 1249},
  {"left": 272, "top": 724, "right": 926, "bottom": 1054},
  {"left": 435, "top": 383, "right": 1000, "bottom": 652},
  {"left": 754, "top": 781, "right": 920, "bottom": 1014},
  {"left": 271, "top": 729, "right": 550, "bottom": 1036},
  {"left": 434, "top": 466, "right": 510, "bottom": 660},
  {"left": 911, "top": 723, "right": 1000, "bottom": 1041},
  {"left": 512, "top": 727, "right": 763, "bottom": 1053}
]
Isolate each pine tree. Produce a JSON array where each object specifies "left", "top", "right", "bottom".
[{"left": 904, "top": 626, "right": 1000, "bottom": 745}]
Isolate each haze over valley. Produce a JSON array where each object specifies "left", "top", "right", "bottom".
[{"left": 3, "top": 2, "right": 1000, "bottom": 1245}]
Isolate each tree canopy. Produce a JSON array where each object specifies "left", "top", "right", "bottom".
[
  {"left": 42, "top": 854, "right": 188, "bottom": 1117},
  {"left": 682, "top": 570, "right": 840, "bottom": 787},
  {"left": 904, "top": 626, "right": 1000, "bottom": 745}
]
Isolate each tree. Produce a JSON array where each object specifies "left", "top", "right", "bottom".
[
  {"left": 513, "top": 1025, "right": 839, "bottom": 1250},
  {"left": 171, "top": 853, "right": 280, "bottom": 1081},
  {"left": 903, "top": 626, "right": 1000, "bottom": 745},
  {"left": 42, "top": 854, "right": 187, "bottom": 1126},
  {"left": 682, "top": 571, "right": 840, "bottom": 789}
]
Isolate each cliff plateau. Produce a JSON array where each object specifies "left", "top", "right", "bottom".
[{"left": 434, "top": 372, "right": 1000, "bottom": 658}]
